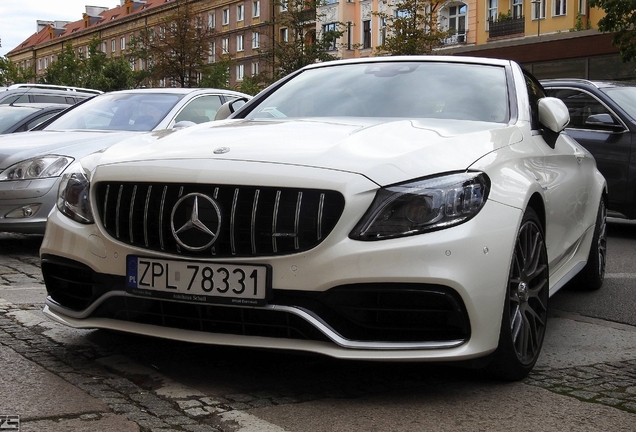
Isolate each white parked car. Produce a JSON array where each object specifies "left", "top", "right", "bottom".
[
  {"left": 40, "top": 57, "right": 607, "bottom": 380},
  {"left": 0, "top": 87, "right": 249, "bottom": 234}
]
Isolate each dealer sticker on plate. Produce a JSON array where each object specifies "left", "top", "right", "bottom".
[{"left": 126, "top": 256, "right": 269, "bottom": 306}]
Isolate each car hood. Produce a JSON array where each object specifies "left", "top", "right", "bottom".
[
  {"left": 96, "top": 118, "right": 523, "bottom": 186},
  {"left": 0, "top": 130, "right": 139, "bottom": 170}
]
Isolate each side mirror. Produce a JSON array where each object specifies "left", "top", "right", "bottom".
[
  {"left": 172, "top": 120, "right": 196, "bottom": 130},
  {"left": 585, "top": 113, "right": 623, "bottom": 130},
  {"left": 214, "top": 97, "right": 249, "bottom": 120},
  {"left": 538, "top": 97, "right": 570, "bottom": 133}
]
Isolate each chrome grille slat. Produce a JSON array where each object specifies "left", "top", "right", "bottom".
[
  {"left": 96, "top": 182, "right": 345, "bottom": 258},
  {"left": 294, "top": 192, "right": 302, "bottom": 250},
  {"left": 251, "top": 190, "right": 260, "bottom": 255},
  {"left": 129, "top": 185, "right": 137, "bottom": 243},
  {"left": 115, "top": 185, "right": 123, "bottom": 239},
  {"left": 317, "top": 193, "right": 325, "bottom": 241},
  {"left": 143, "top": 186, "right": 152, "bottom": 247},
  {"left": 272, "top": 190, "right": 281, "bottom": 253},
  {"left": 159, "top": 186, "right": 167, "bottom": 250}
]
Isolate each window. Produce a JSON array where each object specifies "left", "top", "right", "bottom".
[
  {"left": 209, "top": 41, "right": 216, "bottom": 63},
  {"left": 223, "top": 8, "right": 230, "bottom": 25},
  {"left": 253, "top": 1, "right": 260, "bottom": 17},
  {"left": 120, "top": 37, "right": 126, "bottom": 50},
  {"left": 237, "top": 34, "right": 244, "bottom": 51},
  {"left": 512, "top": 0, "right": 522, "bottom": 19},
  {"left": 524, "top": 73, "right": 546, "bottom": 130},
  {"left": 208, "top": 12, "right": 215, "bottom": 29},
  {"left": 44, "top": 57, "right": 49, "bottom": 68},
  {"left": 222, "top": 38, "right": 229, "bottom": 54},
  {"left": 237, "top": 4, "right": 244, "bottom": 21},
  {"left": 546, "top": 88, "right": 618, "bottom": 130},
  {"left": 280, "top": 28, "right": 288, "bottom": 42},
  {"left": 362, "top": 20, "right": 371, "bottom": 49},
  {"left": 175, "top": 95, "right": 223, "bottom": 124},
  {"left": 237, "top": 64, "right": 244, "bottom": 81},
  {"left": 252, "top": 62, "right": 259, "bottom": 75},
  {"left": 252, "top": 31, "right": 260, "bottom": 49},
  {"left": 379, "top": 17, "right": 387, "bottom": 45},
  {"left": 101, "top": 42, "right": 107, "bottom": 53},
  {"left": 323, "top": 23, "right": 338, "bottom": 51},
  {"left": 554, "top": 0, "right": 566, "bottom": 16},
  {"left": 281, "top": 0, "right": 288, "bottom": 12},
  {"left": 448, "top": 4, "right": 467, "bottom": 37},
  {"left": 579, "top": 0, "right": 587, "bottom": 14},
  {"left": 487, "top": 0, "right": 497, "bottom": 21},
  {"left": 111, "top": 39, "right": 116, "bottom": 53},
  {"left": 532, "top": 0, "right": 546, "bottom": 19}
]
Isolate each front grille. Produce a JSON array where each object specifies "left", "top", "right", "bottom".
[{"left": 95, "top": 182, "right": 345, "bottom": 257}]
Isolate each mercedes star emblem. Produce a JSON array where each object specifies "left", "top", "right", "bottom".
[{"left": 170, "top": 193, "right": 222, "bottom": 251}]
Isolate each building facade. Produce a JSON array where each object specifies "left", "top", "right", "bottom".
[
  {"left": 6, "top": 0, "right": 273, "bottom": 87},
  {"left": 6, "top": 0, "right": 636, "bottom": 85}
]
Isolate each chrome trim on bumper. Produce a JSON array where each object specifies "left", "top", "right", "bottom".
[{"left": 44, "top": 293, "right": 466, "bottom": 351}]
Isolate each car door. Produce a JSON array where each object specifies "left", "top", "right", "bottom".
[
  {"left": 545, "top": 87, "right": 632, "bottom": 210},
  {"left": 526, "top": 77, "right": 598, "bottom": 268}
]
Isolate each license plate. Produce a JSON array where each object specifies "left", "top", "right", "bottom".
[{"left": 126, "top": 256, "right": 269, "bottom": 306}]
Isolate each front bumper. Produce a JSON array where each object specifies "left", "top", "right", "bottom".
[
  {"left": 41, "top": 195, "right": 522, "bottom": 362},
  {"left": 0, "top": 177, "right": 59, "bottom": 233}
]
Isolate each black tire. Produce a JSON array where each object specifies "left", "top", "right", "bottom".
[
  {"left": 486, "top": 208, "right": 549, "bottom": 381},
  {"left": 575, "top": 199, "right": 607, "bottom": 291}
]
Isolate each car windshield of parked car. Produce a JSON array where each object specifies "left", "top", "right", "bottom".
[
  {"left": 0, "top": 106, "right": 40, "bottom": 133},
  {"left": 43, "top": 93, "right": 183, "bottom": 131},
  {"left": 245, "top": 61, "right": 509, "bottom": 123},
  {"left": 601, "top": 86, "right": 636, "bottom": 121}
]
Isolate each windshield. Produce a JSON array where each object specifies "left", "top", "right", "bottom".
[
  {"left": 43, "top": 92, "right": 183, "bottom": 131},
  {"left": 245, "top": 61, "right": 509, "bottom": 123},
  {"left": 602, "top": 86, "right": 636, "bottom": 121},
  {"left": 0, "top": 106, "right": 40, "bottom": 133}
]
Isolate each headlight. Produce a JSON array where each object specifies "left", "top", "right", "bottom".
[
  {"left": 57, "top": 166, "right": 93, "bottom": 224},
  {"left": 0, "top": 156, "right": 74, "bottom": 181},
  {"left": 350, "top": 172, "right": 490, "bottom": 240}
]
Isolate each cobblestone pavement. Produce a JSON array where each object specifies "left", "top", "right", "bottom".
[{"left": 1, "top": 233, "right": 635, "bottom": 431}]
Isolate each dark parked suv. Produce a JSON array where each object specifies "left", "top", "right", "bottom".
[
  {"left": 0, "top": 84, "right": 101, "bottom": 106},
  {"left": 542, "top": 79, "right": 636, "bottom": 218}
]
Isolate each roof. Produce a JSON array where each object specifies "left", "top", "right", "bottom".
[{"left": 7, "top": 0, "right": 172, "bottom": 56}]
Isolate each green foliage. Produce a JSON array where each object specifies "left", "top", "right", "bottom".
[
  {"left": 0, "top": 56, "right": 36, "bottom": 86},
  {"left": 373, "top": 0, "right": 452, "bottom": 55},
  {"left": 41, "top": 38, "right": 134, "bottom": 91},
  {"left": 260, "top": 0, "right": 344, "bottom": 81},
  {"left": 126, "top": 0, "right": 217, "bottom": 87},
  {"left": 199, "top": 56, "right": 234, "bottom": 89},
  {"left": 236, "top": 74, "right": 267, "bottom": 95},
  {"left": 589, "top": 0, "right": 636, "bottom": 61}
]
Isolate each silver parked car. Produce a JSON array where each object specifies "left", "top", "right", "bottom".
[{"left": 0, "top": 87, "right": 249, "bottom": 234}]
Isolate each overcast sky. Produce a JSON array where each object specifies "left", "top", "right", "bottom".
[{"left": 0, "top": 1, "right": 122, "bottom": 56}]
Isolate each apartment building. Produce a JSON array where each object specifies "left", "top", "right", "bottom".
[
  {"left": 6, "top": 0, "right": 272, "bottom": 87},
  {"left": 7, "top": 0, "right": 635, "bottom": 83}
]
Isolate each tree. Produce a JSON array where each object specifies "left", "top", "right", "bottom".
[
  {"left": 373, "top": 0, "right": 452, "bottom": 55},
  {"left": 261, "top": 0, "right": 344, "bottom": 81},
  {"left": 126, "top": 0, "right": 217, "bottom": 87},
  {"left": 589, "top": 0, "right": 636, "bottom": 62},
  {"left": 42, "top": 38, "right": 134, "bottom": 91},
  {"left": 0, "top": 56, "right": 36, "bottom": 86},
  {"left": 199, "top": 54, "right": 234, "bottom": 89}
]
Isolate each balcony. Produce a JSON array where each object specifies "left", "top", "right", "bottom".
[
  {"left": 441, "top": 31, "right": 468, "bottom": 46},
  {"left": 488, "top": 16, "right": 525, "bottom": 39}
]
